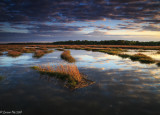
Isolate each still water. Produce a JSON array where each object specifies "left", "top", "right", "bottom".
[{"left": 0, "top": 49, "right": 160, "bottom": 115}]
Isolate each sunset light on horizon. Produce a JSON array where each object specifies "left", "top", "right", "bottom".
[{"left": 0, "top": 0, "right": 159, "bottom": 42}]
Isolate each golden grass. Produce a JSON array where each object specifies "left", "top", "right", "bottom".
[
  {"left": 32, "top": 64, "right": 94, "bottom": 89},
  {"left": 0, "top": 45, "right": 55, "bottom": 58},
  {"left": 33, "top": 49, "right": 54, "bottom": 58},
  {"left": 130, "top": 53, "right": 155, "bottom": 64},
  {"left": 34, "top": 64, "right": 82, "bottom": 81},
  {"left": 61, "top": 50, "right": 76, "bottom": 63},
  {"left": 1, "top": 45, "right": 160, "bottom": 51},
  {"left": 49, "top": 45, "right": 160, "bottom": 50},
  {"left": 8, "top": 50, "right": 22, "bottom": 57},
  {"left": 20, "top": 47, "right": 36, "bottom": 53},
  {"left": 0, "top": 44, "right": 159, "bottom": 65},
  {"left": 33, "top": 50, "right": 45, "bottom": 58},
  {"left": 118, "top": 54, "right": 131, "bottom": 58}
]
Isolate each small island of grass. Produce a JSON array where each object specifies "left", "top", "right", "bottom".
[
  {"left": 61, "top": 50, "right": 76, "bottom": 63},
  {"left": 32, "top": 64, "right": 94, "bottom": 89},
  {"left": 8, "top": 51, "right": 22, "bottom": 57},
  {"left": 130, "top": 53, "right": 155, "bottom": 64},
  {"left": 33, "top": 50, "right": 54, "bottom": 58},
  {"left": 118, "top": 54, "right": 131, "bottom": 58}
]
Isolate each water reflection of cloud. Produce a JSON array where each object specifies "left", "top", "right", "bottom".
[
  {"left": 1, "top": 49, "right": 160, "bottom": 114},
  {"left": 125, "top": 49, "right": 160, "bottom": 61},
  {"left": 0, "top": 54, "right": 39, "bottom": 67}
]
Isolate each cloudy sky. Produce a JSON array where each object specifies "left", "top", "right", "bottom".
[{"left": 0, "top": 0, "right": 160, "bottom": 42}]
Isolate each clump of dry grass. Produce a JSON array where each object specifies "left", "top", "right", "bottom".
[
  {"left": 33, "top": 50, "right": 45, "bottom": 58},
  {"left": 32, "top": 64, "right": 94, "bottom": 89},
  {"left": 38, "top": 46, "right": 48, "bottom": 50},
  {"left": 8, "top": 51, "right": 22, "bottom": 57},
  {"left": 33, "top": 50, "right": 54, "bottom": 58},
  {"left": 106, "top": 50, "right": 120, "bottom": 55},
  {"left": 61, "top": 50, "right": 76, "bottom": 63},
  {"left": 0, "top": 48, "right": 9, "bottom": 52},
  {"left": 21, "top": 47, "right": 36, "bottom": 53},
  {"left": 118, "top": 54, "right": 131, "bottom": 58},
  {"left": 91, "top": 48, "right": 122, "bottom": 55},
  {"left": 130, "top": 53, "right": 155, "bottom": 64}
]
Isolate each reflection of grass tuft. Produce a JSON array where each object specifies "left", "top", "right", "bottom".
[
  {"left": 32, "top": 64, "right": 94, "bottom": 89},
  {"left": 61, "top": 50, "right": 76, "bottom": 63},
  {"left": 157, "top": 62, "right": 160, "bottom": 67},
  {"left": 56, "top": 48, "right": 65, "bottom": 51},
  {"left": 0, "top": 76, "right": 5, "bottom": 81},
  {"left": 130, "top": 53, "right": 155, "bottom": 64},
  {"left": 8, "top": 51, "right": 22, "bottom": 57},
  {"left": 156, "top": 51, "right": 160, "bottom": 54},
  {"left": 138, "top": 49, "right": 147, "bottom": 52}
]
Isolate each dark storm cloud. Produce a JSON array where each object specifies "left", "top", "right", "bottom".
[
  {"left": 142, "top": 24, "right": 160, "bottom": 31},
  {"left": 25, "top": 24, "right": 83, "bottom": 34},
  {"left": 94, "top": 25, "right": 116, "bottom": 30},
  {"left": 0, "top": 31, "right": 82, "bottom": 42},
  {"left": 0, "top": 0, "right": 159, "bottom": 41},
  {"left": 117, "top": 23, "right": 140, "bottom": 30},
  {"left": 0, "top": 0, "right": 159, "bottom": 23},
  {"left": 86, "top": 30, "right": 108, "bottom": 36}
]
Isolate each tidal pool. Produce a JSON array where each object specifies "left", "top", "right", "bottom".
[{"left": 0, "top": 49, "right": 160, "bottom": 115}]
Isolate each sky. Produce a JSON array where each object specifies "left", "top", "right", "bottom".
[{"left": 0, "top": 0, "right": 160, "bottom": 42}]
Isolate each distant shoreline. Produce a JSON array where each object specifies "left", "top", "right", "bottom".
[{"left": 0, "top": 40, "right": 160, "bottom": 46}]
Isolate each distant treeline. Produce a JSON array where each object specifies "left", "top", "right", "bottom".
[
  {"left": 4, "top": 40, "right": 160, "bottom": 46},
  {"left": 52, "top": 40, "right": 160, "bottom": 46}
]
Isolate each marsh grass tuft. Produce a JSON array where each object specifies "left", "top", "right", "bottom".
[
  {"left": 45, "top": 50, "right": 54, "bottom": 53},
  {"left": 32, "top": 64, "right": 94, "bottom": 89},
  {"left": 91, "top": 48, "right": 122, "bottom": 55},
  {"left": 118, "top": 54, "right": 131, "bottom": 58},
  {"left": 106, "top": 51, "right": 120, "bottom": 55},
  {"left": 21, "top": 48, "right": 36, "bottom": 53},
  {"left": 8, "top": 51, "right": 22, "bottom": 57},
  {"left": 61, "top": 50, "right": 76, "bottom": 63},
  {"left": 33, "top": 50, "right": 45, "bottom": 58},
  {"left": 33, "top": 50, "right": 54, "bottom": 58},
  {"left": 130, "top": 53, "right": 155, "bottom": 64}
]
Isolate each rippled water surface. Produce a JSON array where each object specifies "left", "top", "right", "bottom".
[{"left": 0, "top": 49, "right": 160, "bottom": 115}]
